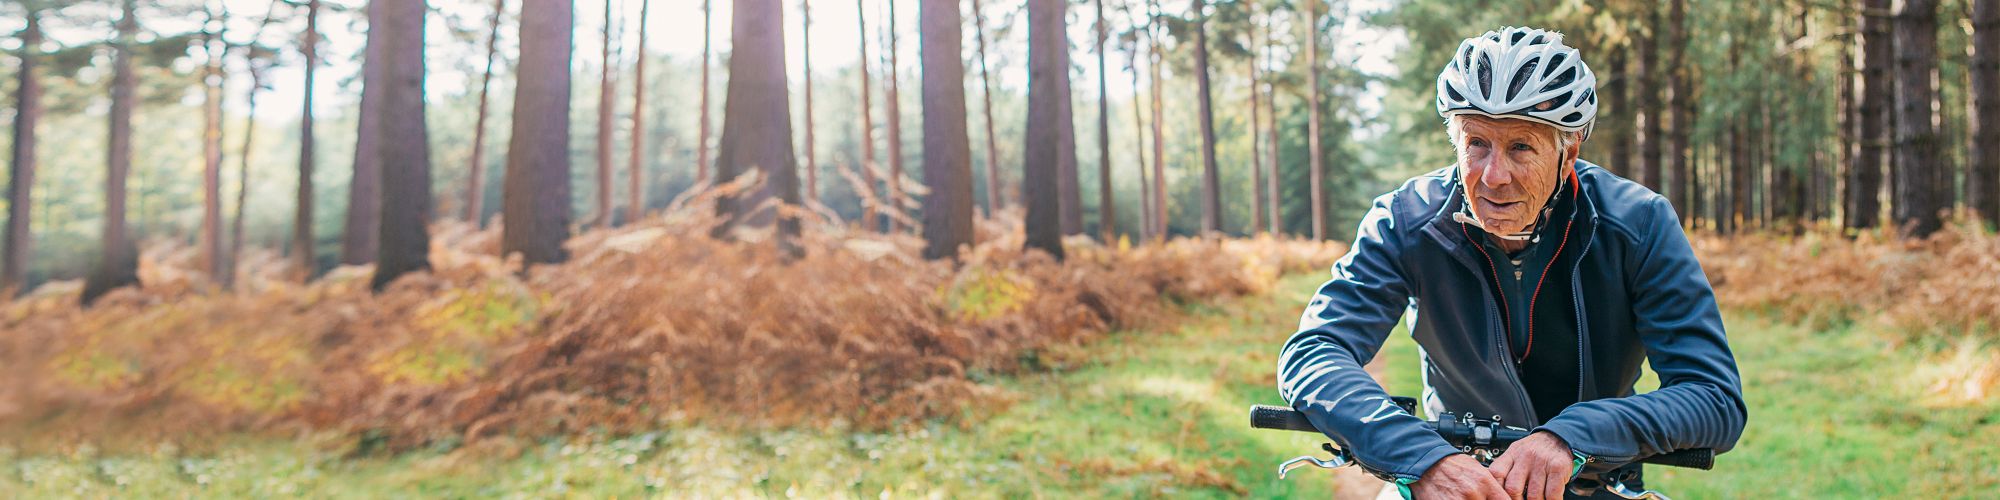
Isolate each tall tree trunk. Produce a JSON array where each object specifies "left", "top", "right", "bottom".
[
  {"left": 370, "top": 0, "right": 433, "bottom": 291},
  {"left": 1603, "top": 47, "right": 1631, "bottom": 177},
  {"left": 1306, "top": 1, "right": 1324, "bottom": 240},
  {"left": 466, "top": 0, "right": 503, "bottom": 226},
  {"left": 202, "top": 8, "right": 227, "bottom": 285},
  {"left": 800, "top": 0, "right": 815, "bottom": 206},
  {"left": 713, "top": 0, "right": 804, "bottom": 252},
  {"left": 1147, "top": 0, "right": 1165, "bottom": 239},
  {"left": 972, "top": 0, "right": 1002, "bottom": 213},
  {"left": 698, "top": 0, "right": 713, "bottom": 183},
  {"left": 921, "top": 0, "right": 974, "bottom": 259},
  {"left": 1126, "top": 32, "right": 1151, "bottom": 240},
  {"left": 1839, "top": 2, "right": 1856, "bottom": 224},
  {"left": 83, "top": 0, "right": 141, "bottom": 305},
  {"left": 1247, "top": 0, "right": 1264, "bottom": 234},
  {"left": 4, "top": 10, "right": 43, "bottom": 297},
  {"left": 1190, "top": 0, "right": 1220, "bottom": 235},
  {"left": 295, "top": 0, "right": 319, "bottom": 280},
  {"left": 885, "top": 0, "right": 907, "bottom": 233},
  {"left": 231, "top": 69, "right": 262, "bottom": 289},
  {"left": 855, "top": 0, "right": 879, "bottom": 228},
  {"left": 1850, "top": 0, "right": 1891, "bottom": 231},
  {"left": 1264, "top": 9, "right": 1278, "bottom": 234},
  {"left": 629, "top": 0, "right": 651, "bottom": 221},
  {"left": 342, "top": 0, "right": 385, "bottom": 265},
  {"left": 1891, "top": 0, "right": 1942, "bottom": 238},
  {"left": 596, "top": 0, "right": 617, "bottom": 227},
  {"left": 1057, "top": 28, "right": 1083, "bottom": 236},
  {"left": 1726, "top": 31, "right": 1745, "bottom": 234},
  {"left": 1024, "top": 0, "right": 1067, "bottom": 258},
  {"left": 1968, "top": 0, "right": 1999, "bottom": 225},
  {"left": 1668, "top": 0, "right": 1692, "bottom": 223},
  {"left": 1095, "top": 0, "right": 1113, "bottom": 241},
  {"left": 1634, "top": 7, "right": 1661, "bottom": 189},
  {"left": 502, "top": 0, "right": 574, "bottom": 266}
]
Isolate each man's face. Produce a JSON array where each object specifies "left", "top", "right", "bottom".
[{"left": 1454, "top": 114, "right": 1578, "bottom": 236}]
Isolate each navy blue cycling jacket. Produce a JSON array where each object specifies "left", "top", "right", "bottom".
[{"left": 1276, "top": 160, "right": 1746, "bottom": 482}]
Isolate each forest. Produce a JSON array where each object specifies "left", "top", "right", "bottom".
[{"left": 0, "top": 0, "right": 1997, "bottom": 496}]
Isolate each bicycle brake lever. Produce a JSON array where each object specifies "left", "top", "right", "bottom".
[
  {"left": 1604, "top": 479, "right": 1673, "bottom": 500},
  {"left": 1276, "top": 452, "right": 1352, "bottom": 479}
]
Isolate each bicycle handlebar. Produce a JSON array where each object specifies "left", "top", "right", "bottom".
[{"left": 1248, "top": 404, "right": 1714, "bottom": 470}]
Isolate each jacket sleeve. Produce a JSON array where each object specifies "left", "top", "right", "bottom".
[
  {"left": 1536, "top": 197, "right": 1748, "bottom": 467},
  {"left": 1277, "top": 192, "right": 1462, "bottom": 481}
]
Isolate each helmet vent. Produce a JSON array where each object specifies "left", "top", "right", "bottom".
[
  {"left": 1476, "top": 54, "right": 1494, "bottom": 97},
  {"left": 1544, "top": 53, "right": 1568, "bottom": 78},
  {"left": 1506, "top": 60, "right": 1540, "bottom": 102},
  {"left": 1562, "top": 112, "right": 1585, "bottom": 124},
  {"left": 1541, "top": 67, "right": 1577, "bottom": 93}
]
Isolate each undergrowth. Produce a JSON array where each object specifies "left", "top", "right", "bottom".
[{"left": 0, "top": 205, "right": 1345, "bottom": 453}]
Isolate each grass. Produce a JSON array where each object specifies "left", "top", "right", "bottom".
[{"left": 2, "top": 273, "right": 1994, "bottom": 498}]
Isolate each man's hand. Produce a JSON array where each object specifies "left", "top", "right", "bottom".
[
  {"left": 1485, "top": 431, "right": 1573, "bottom": 500},
  {"left": 1410, "top": 454, "right": 1507, "bottom": 499}
]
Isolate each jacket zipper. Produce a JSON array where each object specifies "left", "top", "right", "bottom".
[{"left": 1459, "top": 222, "right": 1539, "bottom": 424}]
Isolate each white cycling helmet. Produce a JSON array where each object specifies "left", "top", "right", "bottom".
[{"left": 1435, "top": 27, "right": 1597, "bottom": 135}]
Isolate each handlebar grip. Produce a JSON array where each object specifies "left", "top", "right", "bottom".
[
  {"left": 1249, "top": 404, "right": 1319, "bottom": 432},
  {"left": 1639, "top": 448, "right": 1715, "bottom": 470}
]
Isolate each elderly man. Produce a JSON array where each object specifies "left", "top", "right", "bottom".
[{"left": 1276, "top": 27, "right": 1745, "bottom": 500}]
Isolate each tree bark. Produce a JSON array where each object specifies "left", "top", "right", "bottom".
[
  {"left": 82, "top": 0, "right": 141, "bottom": 305},
  {"left": 1602, "top": 47, "right": 1631, "bottom": 178},
  {"left": 1096, "top": 0, "right": 1113, "bottom": 241},
  {"left": 1890, "top": 0, "right": 1942, "bottom": 238},
  {"left": 203, "top": 7, "right": 228, "bottom": 286},
  {"left": 4, "top": 10, "right": 43, "bottom": 296},
  {"left": 1668, "top": 0, "right": 1692, "bottom": 224},
  {"left": 1247, "top": 0, "right": 1264, "bottom": 234},
  {"left": 1057, "top": 30, "right": 1083, "bottom": 236},
  {"left": 800, "top": 0, "right": 814, "bottom": 206},
  {"left": 595, "top": 0, "right": 617, "bottom": 227},
  {"left": 698, "top": 0, "right": 713, "bottom": 184},
  {"left": 629, "top": 0, "right": 651, "bottom": 221},
  {"left": 713, "top": 0, "right": 804, "bottom": 253},
  {"left": 1849, "top": 0, "right": 1892, "bottom": 231},
  {"left": 1126, "top": 30, "right": 1151, "bottom": 240},
  {"left": 855, "top": 0, "right": 878, "bottom": 228},
  {"left": 1968, "top": 0, "right": 1999, "bottom": 225},
  {"left": 466, "top": 0, "right": 503, "bottom": 226},
  {"left": 296, "top": 0, "right": 319, "bottom": 280},
  {"left": 1306, "top": 1, "right": 1324, "bottom": 240},
  {"left": 370, "top": 0, "right": 433, "bottom": 291},
  {"left": 972, "top": 0, "right": 1002, "bottom": 213},
  {"left": 1024, "top": 0, "right": 1067, "bottom": 258},
  {"left": 885, "top": 0, "right": 907, "bottom": 233},
  {"left": 342, "top": 0, "right": 385, "bottom": 265},
  {"left": 1190, "top": 0, "right": 1220, "bottom": 236},
  {"left": 231, "top": 66, "right": 263, "bottom": 289},
  {"left": 1147, "top": 0, "right": 1165, "bottom": 239},
  {"left": 502, "top": 0, "right": 574, "bottom": 266},
  {"left": 921, "top": 0, "right": 974, "bottom": 259},
  {"left": 1636, "top": 4, "right": 1663, "bottom": 191},
  {"left": 1264, "top": 9, "right": 1278, "bottom": 234}
]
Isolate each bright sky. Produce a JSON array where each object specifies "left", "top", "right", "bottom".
[{"left": 5, "top": 0, "right": 1405, "bottom": 125}]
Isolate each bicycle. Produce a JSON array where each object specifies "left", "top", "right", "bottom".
[{"left": 1249, "top": 397, "right": 1713, "bottom": 500}]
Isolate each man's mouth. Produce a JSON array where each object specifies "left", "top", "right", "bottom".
[{"left": 1477, "top": 197, "right": 1523, "bottom": 215}]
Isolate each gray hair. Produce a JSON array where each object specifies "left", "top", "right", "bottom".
[{"left": 1444, "top": 114, "right": 1582, "bottom": 164}]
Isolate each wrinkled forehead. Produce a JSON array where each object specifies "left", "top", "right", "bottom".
[{"left": 1455, "top": 114, "right": 1562, "bottom": 145}]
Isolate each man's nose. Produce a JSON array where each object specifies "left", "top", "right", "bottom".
[{"left": 1479, "top": 158, "right": 1515, "bottom": 188}]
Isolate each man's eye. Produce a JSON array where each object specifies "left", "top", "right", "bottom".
[
  {"left": 1511, "top": 142, "right": 1533, "bottom": 152},
  {"left": 1469, "top": 139, "right": 1489, "bottom": 148}
]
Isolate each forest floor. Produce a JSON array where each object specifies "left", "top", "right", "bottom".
[{"left": 3, "top": 273, "right": 1996, "bottom": 498}]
